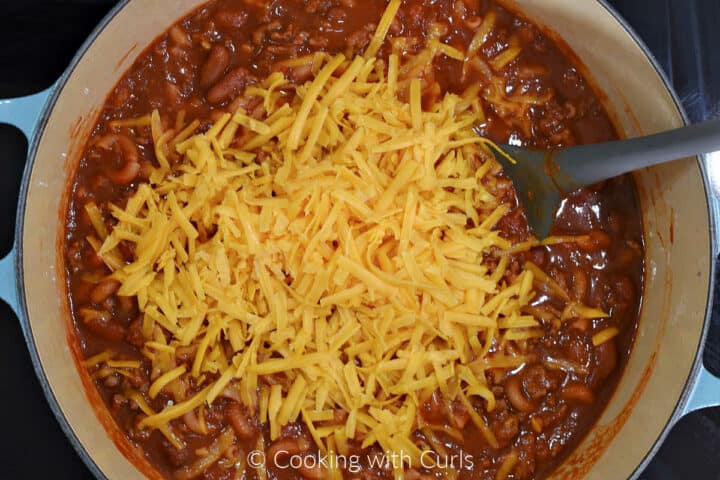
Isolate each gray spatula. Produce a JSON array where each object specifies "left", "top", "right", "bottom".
[{"left": 476, "top": 119, "right": 720, "bottom": 239}]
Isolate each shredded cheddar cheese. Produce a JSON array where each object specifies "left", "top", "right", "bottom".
[{"left": 95, "top": 1, "right": 609, "bottom": 471}]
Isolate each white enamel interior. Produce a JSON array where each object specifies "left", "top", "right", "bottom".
[{"left": 18, "top": 0, "right": 711, "bottom": 479}]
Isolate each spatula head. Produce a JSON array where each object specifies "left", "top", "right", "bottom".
[{"left": 483, "top": 143, "right": 565, "bottom": 239}]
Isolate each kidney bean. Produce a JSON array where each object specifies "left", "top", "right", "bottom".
[
  {"left": 207, "top": 67, "right": 254, "bottom": 104},
  {"left": 90, "top": 278, "right": 121, "bottom": 304},
  {"left": 125, "top": 317, "right": 144, "bottom": 348},
  {"left": 593, "top": 338, "right": 617, "bottom": 383},
  {"left": 169, "top": 25, "right": 191, "bottom": 47},
  {"left": 215, "top": 9, "right": 249, "bottom": 28},
  {"left": 238, "top": 43, "right": 253, "bottom": 56},
  {"left": 78, "top": 307, "right": 125, "bottom": 341},
  {"left": 560, "top": 382, "right": 595, "bottom": 404},
  {"left": 227, "top": 94, "right": 262, "bottom": 116},
  {"left": 288, "top": 63, "right": 314, "bottom": 84},
  {"left": 117, "top": 295, "right": 137, "bottom": 318},
  {"left": 199, "top": 44, "right": 231, "bottom": 89}
]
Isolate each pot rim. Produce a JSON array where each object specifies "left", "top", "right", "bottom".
[
  {"left": 13, "top": 4, "right": 132, "bottom": 478},
  {"left": 591, "top": 1, "right": 716, "bottom": 477},
  {"left": 11, "top": 1, "right": 717, "bottom": 479}
]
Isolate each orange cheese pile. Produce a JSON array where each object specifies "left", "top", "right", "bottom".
[{"left": 96, "top": 0, "right": 565, "bottom": 473}]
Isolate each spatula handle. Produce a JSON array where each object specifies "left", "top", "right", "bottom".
[{"left": 555, "top": 118, "right": 720, "bottom": 186}]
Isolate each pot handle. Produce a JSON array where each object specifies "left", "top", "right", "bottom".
[
  {"left": 681, "top": 157, "right": 720, "bottom": 417},
  {"left": 0, "top": 87, "right": 54, "bottom": 315},
  {"left": 681, "top": 365, "right": 720, "bottom": 416},
  {"left": 0, "top": 250, "right": 18, "bottom": 315},
  {"left": 0, "top": 89, "right": 52, "bottom": 140}
]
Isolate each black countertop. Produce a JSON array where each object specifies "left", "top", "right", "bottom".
[{"left": 0, "top": 1, "right": 719, "bottom": 478}]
